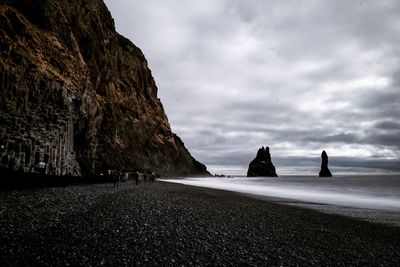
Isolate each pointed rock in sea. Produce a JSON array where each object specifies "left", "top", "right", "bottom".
[
  {"left": 247, "top": 146, "right": 278, "bottom": 177},
  {"left": 319, "top": 150, "right": 333, "bottom": 177}
]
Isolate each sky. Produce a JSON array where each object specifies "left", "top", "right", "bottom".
[{"left": 104, "top": 0, "right": 400, "bottom": 175}]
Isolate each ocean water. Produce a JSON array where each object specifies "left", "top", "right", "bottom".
[{"left": 161, "top": 175, "right": 400, "bottom": 225}]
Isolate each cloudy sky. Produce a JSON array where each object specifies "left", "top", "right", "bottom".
[{"left": 104, "top": 0, "right": 400, "bottom": 175}]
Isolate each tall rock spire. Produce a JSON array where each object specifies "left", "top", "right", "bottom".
[{"left": 319, "top": 150, "right": 332, "bottom": 177}]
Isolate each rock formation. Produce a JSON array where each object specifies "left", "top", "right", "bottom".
[
  {"left": 0, "top": 0, "right": 209, "bottom": 176},
  {"left": 319, "top": 150, "right": 332, "bottom": 177},
  {"left": 247, "top": 146, "right": 278, "bottom": 177}
]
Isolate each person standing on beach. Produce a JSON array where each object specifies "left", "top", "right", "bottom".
[
  {"left": 150, "top": 171, "right": 155, "bottom": 183},
  {"left": 134, "top": 171, "right": 139, "bottom": 186},
  {"left": 112, "top": 170, "right": 120, "bottom": 188}
]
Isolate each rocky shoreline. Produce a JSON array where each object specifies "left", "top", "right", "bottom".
[{"left": 1, "top": 180, "right": 399, "bottom": 266}]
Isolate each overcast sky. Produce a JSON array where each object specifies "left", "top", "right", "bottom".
[{"left": 104, "top": 0, "right": 400, "bottom": 174}]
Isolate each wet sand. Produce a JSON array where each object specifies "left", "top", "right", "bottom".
[
  {"left": 162, "top": 175, "right": 400, "bottom": 227},
  {"left": 1, "top": 181, "right": 399, "bottom": 266}
]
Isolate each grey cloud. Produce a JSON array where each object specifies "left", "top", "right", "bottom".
[
  {"left": 364, "top": 132, "right": 400, "bottom": 147},
  {"left": 329, "top": 157, "right": 400, "bottom": 173},
  {"left": 104, "top": 0, "right": 400, "bottom": 174},
  {"left": 374, "top": 121, "right": 400, "bottom": 130},
  {"left": 275, "top": 156, "right": 400, "bottom": 171},
  {"left": 306, "top": 133, "right": 359, "bottom": 144},
  {"left": 359, "top": 88, "right": 400, "bottom": 108}
]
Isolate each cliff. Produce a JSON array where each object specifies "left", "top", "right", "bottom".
[{"left": 0, "top": 0, "right": 208, "bottom": 176}]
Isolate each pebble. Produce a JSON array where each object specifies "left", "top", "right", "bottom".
[{"left": 0, "top": 181, "right": 399, "bottom": 266}]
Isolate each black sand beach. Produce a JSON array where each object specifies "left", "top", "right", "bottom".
[{"left": 1, "top": 181, "right": 399, "bottom": 266}]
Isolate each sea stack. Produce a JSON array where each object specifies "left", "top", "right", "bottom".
[
  {"left": 319, "top": 150, "right": 332, "bottom": 177},
  {"left": 247, "top": 146, "right": 278, "bottom": 177}
]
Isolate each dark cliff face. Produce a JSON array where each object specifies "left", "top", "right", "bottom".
[
  {"left": 0, "top": 0, "right": 209, "bottom": 176},
  {"left": 247, "top": 146, "right": 278, "bottom": 177}
]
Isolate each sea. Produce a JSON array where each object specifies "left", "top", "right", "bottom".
[{"left": 160, "top": 174, "right": 400, "bottom": 227}]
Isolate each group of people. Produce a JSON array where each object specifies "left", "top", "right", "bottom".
[
  {"left": 108, "top": 170, "right": 156, "bottom": 188},
  {"left": 132, "top": 171, "right": 156, "bottom": 185}
]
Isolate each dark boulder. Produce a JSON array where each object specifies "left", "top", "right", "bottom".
[
  {"left": 247, "top": 146, "right": 278, "bottom": 177},
  {"left": 319, "top": 150, "right": 332, "bottom": 177}
]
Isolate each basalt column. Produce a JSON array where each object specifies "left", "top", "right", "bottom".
[{"left": 0, "top": 69, "right": 81, "bottom": 176}]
